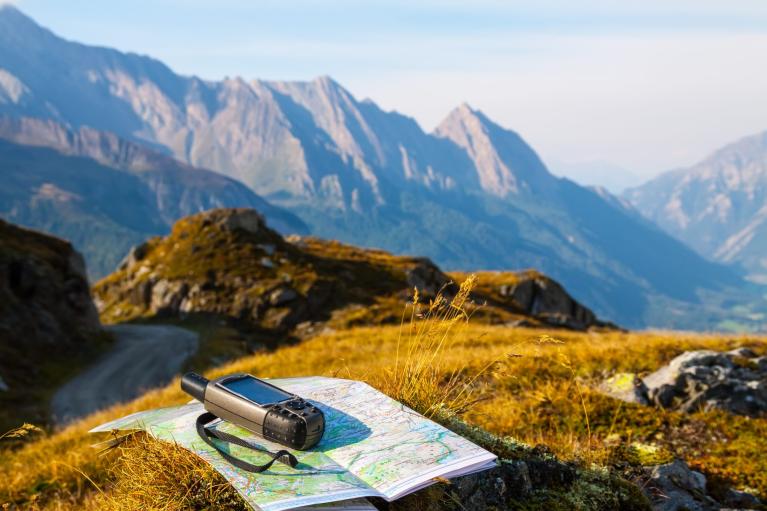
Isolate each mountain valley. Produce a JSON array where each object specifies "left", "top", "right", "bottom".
[
  {"left": 626, "top": 130, "right": 767, "bottom": 285},
  {"left": 0, "top": 5, "right": 760, "bottom": 329}
]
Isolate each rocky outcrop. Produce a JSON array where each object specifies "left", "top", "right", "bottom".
[
  {"left": 642, "top": 459, "right": 716, "bottom": 511},
  {"left": 95, "top": 209, "right": 455, "bottom": 334},
  {"left": 95, "top": 209, "right": 613, "bottom": 335},
  {"left": 499, "top": 273, "right": 604, "bottom": 330},
  {"left": 599, "top": 349, "right": 767, "bottom": 417},
  {"left": 0, "top": 219, "right": 103, "bottom": 428},
  {"left": 457, "top": 270, "right": 615, "bottom": 331},
  {"left": 643, "top": 348, "right": 767, "bottom": 417},
  {"left": 0, "top": 219, "right": 100, "bottom": 347},
  {"left": 639, "top": 458, "right": 763, "bottom": 511}
]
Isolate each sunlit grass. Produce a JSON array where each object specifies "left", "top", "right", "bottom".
[{"left": 2, "top": 284, "right": 765, "bottom": 509}]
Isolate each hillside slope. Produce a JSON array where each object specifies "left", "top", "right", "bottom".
[
  {"left": 625, "top": 130, "right": 767, "bottom": 283},
  {"left": 2, "top": 321, "right": 765, "bottom": 510},
  {"left": 0, "top": 116, "right": 307, "bottom": 277},
  {"left": 0, "top": 219, "right": 105, "bottom": 430},
  {"left": 93, "top": 208, "right": 611, "bottom": 337},
  {"left": 0, "top": 5, "right": 750, "bottom": 329}
]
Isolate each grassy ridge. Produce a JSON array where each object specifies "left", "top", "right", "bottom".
[{"left": 2, "top": 318, "right": 765, "bottom": 509}]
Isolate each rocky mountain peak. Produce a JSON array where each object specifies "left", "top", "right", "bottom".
[
  {"left": 625, "top": 129, "right": 767, "bottom": 281},
  {"left": 0, "top": 4, "right": 42, "bottom": 34},
  {"left": 434, "top": 103, "right": 555, "bottom": 198}
]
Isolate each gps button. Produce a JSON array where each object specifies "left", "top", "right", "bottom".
[{"left": 287, "top": 400, "right": 306, "bottom": 410}]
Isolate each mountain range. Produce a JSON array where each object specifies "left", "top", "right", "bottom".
[
  {"left": 0, "top": 5, "right": 762, "bottom": 330},
  {"left": 625, "top": 131, "right": 767, "bottom": 285},
  {"left": 0, "top": 115, "right": 307, "bottom": 276}
]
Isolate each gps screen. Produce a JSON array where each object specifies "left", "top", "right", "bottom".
[{"left": 221, "top": 376, "right": 293, "bottom": 405}]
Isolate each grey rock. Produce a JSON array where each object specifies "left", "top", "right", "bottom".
[
  {"left": 128, "top": 279, "right": 154, "bottom": 308},
  {"left": 723, "top": 488, "right": 762, "bottom": 508},
  {"left": 0, "top": 375, "right": 8, "bottom": 392},
  {"left": 645, "top": 459, "right": 717, "bottom": 511},
  {"left": 150, "top": 280, "right": 189, "bottom": 313},
  {"left": 404, "top": 258, "right": 450, "bottom": 297},
  {"left": 491, "top": 273, "right": 602, "bottom": 331},
  {"left": 118, "top": 242, "right": 149, "bottom": 270},
  {"left": 269, "top": 287, "right": 298, "bottom": 306},
  {"left": 218, "top": 209, "right": 265, "bottom": 234},
  {"left": 599, "top": 373, "right": 650, "bottom": 405},
  {"left": 642, "top": 349, "right": 767, "bottom": 417},
  {"left": 440, "top": 458, "right": 576, "bottom": 510}
]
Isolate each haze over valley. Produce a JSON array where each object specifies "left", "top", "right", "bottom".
[
  {"left": 1, "top": 6, "right": 765, "bottom": 330},
  {"left": 2, "top": 4, "right": 767, "bottom": 510}
]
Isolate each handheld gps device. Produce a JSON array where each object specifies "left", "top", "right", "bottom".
[{"left": 181, "top": 372, "right": 325, "bottom": 450}]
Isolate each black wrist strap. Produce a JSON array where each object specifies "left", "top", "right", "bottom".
[{"left": 195, "top": 412, "right": 298, "bottom": 473}]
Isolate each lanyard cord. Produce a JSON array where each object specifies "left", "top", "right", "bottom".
[{"left": 195, "top": 412, "right": 298, "bottom": 473}]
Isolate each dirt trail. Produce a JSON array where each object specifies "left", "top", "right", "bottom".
[{"left": 52, "top": 324, "right": 198, "bottom": 424}]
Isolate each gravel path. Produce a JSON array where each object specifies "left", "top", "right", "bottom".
[{"left": 51, "top": 324, "right": 198, "bottom": 424}]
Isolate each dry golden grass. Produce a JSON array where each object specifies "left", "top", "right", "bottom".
[
  {"left": 2, "top": 281, "right": 766, "bottom": 509},
  {"left": 378, "top": 274, "right": 488, "bottom": 418}
]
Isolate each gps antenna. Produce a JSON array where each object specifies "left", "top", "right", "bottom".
[{"left": 181, "top": 372, "right": 209, "bottom": 402}]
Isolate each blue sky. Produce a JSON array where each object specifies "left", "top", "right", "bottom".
[{"left": 9, "top": 0, "right": 767, "bottom": 187}]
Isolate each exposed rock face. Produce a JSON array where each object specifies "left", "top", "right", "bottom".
[
  {"left": 642, "top": 349, "right": 767, "bottom": 417},
  {"left": 94, "top": 208, "right": 457, "bottom": 334},
  {"left": 0, "top": 219, "right": 102, "bottom": 427},
  {"left": 500, "top": 273, "right": 603, "bottom": 330},
  {"left": 599, "top": 349, "right": 767, "bottom": 417},
  {"left": 0, "top": 219, "right": 100, "bottom": 345},
  {"left": 0, "top": 5, "right": 751, "bottom": 331},
  {"left": 459, "top": 270, "right": 613, "bottom": 331},
  {"left": 642, "top": 459, "right": 719, "bottom": 511},
  {"left": 404, "top": 258, "right": 450, "bottom": 297},
  {"left": 638, "top": 457, "right": 764, "bottom": 511},
  {"left": 95, "top": 209, "right": 613, "bottom": 335}
]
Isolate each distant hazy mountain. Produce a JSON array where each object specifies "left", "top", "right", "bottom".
[
  {"left": 0, "top": 5, "right": 758, "bottom": 329},
  {"left": 625, "top": 131, "right": 767, "bottom": 284},
  {"left": 0, "top": 116, "right": 307, "bottom": 277},
  {"left": 549, "top": 159, "right": 644, "bottom": 194}
]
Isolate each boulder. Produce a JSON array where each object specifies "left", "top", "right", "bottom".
[
  {"left": 150, "top": 280, "right": 189, "bottom": 314},
  {"left": 723, "top": 488, "right": 762, "bottom": 509},
  {"left": 497, "top": 275, "right": 599, "bottom": 330},
  {"left": 214, "top": 208, "right": 265, "bottom": 234},
  {"left": 644, "top": 459, "right": 717, "bottom": 511},
  {"left": 642, "top": 349, "right": 767, "bottom": 417},
  {"left": 405, "top": 258, "right": 450, "bottom": 297}
]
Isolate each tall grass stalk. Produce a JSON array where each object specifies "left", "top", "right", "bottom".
[{"left": 381, "top": 275, "right": 493, "bottom": 419}]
